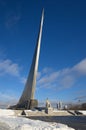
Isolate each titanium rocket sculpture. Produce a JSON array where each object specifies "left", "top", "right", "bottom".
[{"left": 16, "top": 9, "right": 44, "bottom": 109}]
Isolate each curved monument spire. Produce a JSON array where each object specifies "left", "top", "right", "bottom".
[{"left": 17, "top": 9, "right": 44, "bottom": 109}]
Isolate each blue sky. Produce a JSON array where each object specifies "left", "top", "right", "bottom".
[{"left": 0, "top": 0, "right": 86, "bottom": 107}]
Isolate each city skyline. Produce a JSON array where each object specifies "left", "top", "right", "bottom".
[{"left": 0, "top": 0, "right": 86, "bottom": 107}]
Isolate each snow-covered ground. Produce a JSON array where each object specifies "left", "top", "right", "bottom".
[
  {"left": 0, "top": 109, "right": 75, "bottom": 130},
  {"left": 78, "top": 110, "right": 86, "bottom": 115},
  {"left": 0, "top": 109, "right": 15, "bottom": 116}
]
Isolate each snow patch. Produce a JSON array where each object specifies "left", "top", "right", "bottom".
[
  {"left": 0, "top": 109, "right": 75, "bottom": 130},
  {"left": 0, "top": 109, "right": 14, "bottom": 116},
  {"left": 78, "top": 111, "right": 86, "bottom": 115},
  {"left": 0, "top": 116, "right": 75, "bottom": 130}
]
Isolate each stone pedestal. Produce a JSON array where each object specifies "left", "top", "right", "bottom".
[
  {"left": 45, "top": 107, "right": 53, "bottom": 114},
  {"left": 29, "top": 99, "right": 38, "bottom": 109},
  {"left": 10, "top": 99, "right": 38, "bottom": 110}
]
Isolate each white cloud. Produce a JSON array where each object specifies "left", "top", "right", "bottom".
[
  {"left": 37, "top": 72, "right": 41, "bottom": 80},
  {"left": 38, "top": 71, "right": 60, "bottom": 85},
  {"left": 0, "top": 92, "right": 18, "bottom": 108},
  {"left": 73, "top": 58, "right": 86, "bottom": 75},
  {"left": 37, "top": 58, "right": 86, "bottom": 90},
  {"left": 0, "top": 92, "right": 16, "bottom": 101},
  {"left": 0, "top": 59, "right": 20, "bottom": 77},
  {"left": 42, "top": 67, "right": 52, "bottom": 74},
  {"left": 60, "top": 75, "right": 75, "bottom": 89},
  {"left": 0, "top": 59, "right": 27, "bottom": 85},
  {"left": 0, "top": 57, "right": 86, "bottom": 91},
  {"left": 20, "top": 77, "right": 27, "bottom": 84}
]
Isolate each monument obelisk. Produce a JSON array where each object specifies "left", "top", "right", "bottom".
[{"left": 16, "top": 9, "right": 44, "bottom": 109}]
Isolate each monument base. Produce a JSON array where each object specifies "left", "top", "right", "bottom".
[
  {"left": 45, "top": 107, "right": 53, "bottom": 114},
  {"left": 8, "top": 99, "right": 38, "bottom": 110},
  {"left": 29, "top": 99, "right": 38, "bottom": 109}
]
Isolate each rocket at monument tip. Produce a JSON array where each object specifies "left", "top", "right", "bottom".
[
  {"left": 42, "top": 8, "right": 44, "bottom": 20},
  {"left": 40, "top": 8, "right": 44, "bottom": 30}
]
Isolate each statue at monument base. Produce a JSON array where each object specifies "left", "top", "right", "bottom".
[{"left": 45, "top": 98, "right": 53, "bottom": 114}]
